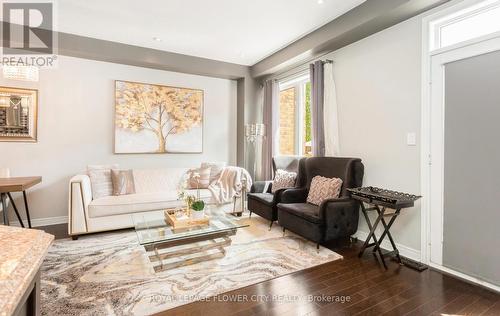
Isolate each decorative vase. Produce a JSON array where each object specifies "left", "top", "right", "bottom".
[{"left": 191, "top": 209, "right": 204, "bottom": 220}]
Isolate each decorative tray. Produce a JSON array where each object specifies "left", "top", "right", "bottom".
[
  {"left": 164, "top": 209, "right": 210, "bottom": 229},
  {"left": 347, "top": 187, "right": 421, "bottom": 208}
]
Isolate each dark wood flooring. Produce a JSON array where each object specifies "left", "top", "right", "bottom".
[{"left": 38, "top": 224, "right": 499, "bottom": 316}]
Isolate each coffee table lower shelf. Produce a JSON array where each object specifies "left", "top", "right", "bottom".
[{"left": 143, "top": 229, "right": 237, "bottom": 272}]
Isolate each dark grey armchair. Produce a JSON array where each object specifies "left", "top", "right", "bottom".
[
  {"left": 247, "top": 156, "right": 304, "bottom": 228},
  {"left": 277, "top": 157, "right": 364, "bottom": 247}
]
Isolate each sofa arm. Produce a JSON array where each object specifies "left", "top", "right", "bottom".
[
  {"left": 280, "top": 187, "right": 308, "bottom": 204},
  {"left": 251, "top": 181, "right": 272, "bottom": 193},
  {"left": 68, "top": 175, "right": 93, "bottom": 235},
  {"left": 319, "top": 198, "right": 360, "bottom": 240}
]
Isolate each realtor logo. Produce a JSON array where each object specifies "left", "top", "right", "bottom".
[
  {"left": 2, "top": 2, "right": 53, "bottom": 54},
  {"left": 1, "top": 1, "right": 57, "bottom": 67}
]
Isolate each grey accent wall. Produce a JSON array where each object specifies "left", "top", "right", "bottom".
[
  {"left": 237, "top": 79, "right": 246, "bottom": 167},
  {"left": 443, "top": 51, "right": 500, "bottom": 286},
  {"left": 237, "top": 75, "right": 259, "bottom": 168}
]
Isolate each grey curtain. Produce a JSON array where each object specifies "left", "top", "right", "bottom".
[
  {"left": 261, "top": 79, "right": 278, "bottom": 180},
  {"left": 310, "top": 61, "right": 325, "bottom": 157}
]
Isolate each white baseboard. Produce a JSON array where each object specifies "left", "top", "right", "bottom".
[
  {"left": 354, "top": 230, "right": 421, "bottom": 262},
  {"left": 428, "top": 263, "right": 500, "bottom": 293},
  {"left": 354, "top": 230, "right": 499, "bottom": 293},
  {"left": 10, "top": 215, "right": 68, "bottom": 228}
]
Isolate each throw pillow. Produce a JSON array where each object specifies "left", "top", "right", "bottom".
[
  {"left": 201, "top": 161, "right": 226, "bottom": 183},
  {"left": 111, "top": 169, "right": 136, "bottom": 196},
  {"left": 271, "top": 169, "right": 297, "bottom": 193},
  {"left": 307, "top": 176, "right": 343, "bottom": 205},
  {"left": 187, "top": 167, "right": 211, "bottom": 189},
  {"left": 87, "top": 164, "right": 118, "bottom": 199}
]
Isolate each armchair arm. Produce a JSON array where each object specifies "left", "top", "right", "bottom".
[
  {"left": 318, "top": 197, "right": 355, "bottom": 218},
  {"left": 271, "top": 188, "right": 289, "bottom": 203},
  {"left": 250, "top": 180, "right": 272, "bottom": 193},
  {"left": 319, "top": 197, "right": 360, "bottom": 239},
  {"left": 68, "top": 175, "right": 93, "bottom": 235},
  {"left": 280, "top": 187, "right": 308, "bottom": 204}
]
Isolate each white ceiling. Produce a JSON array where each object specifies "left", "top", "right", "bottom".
[{"left": 56, "top": 0, "right": 366, "bottom": 65}]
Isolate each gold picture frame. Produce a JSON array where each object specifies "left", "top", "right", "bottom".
[
  {"left": 0, "top": 86, "right": 38, "bottom": 142},
  {"left": 114, "top": 80, "right": 204, "bottom": 154}
]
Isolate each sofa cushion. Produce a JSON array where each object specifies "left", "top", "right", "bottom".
[
  {"left": 111, "top": 169, "right": 136, "bottom": 196},
  {"left": 133, "top": 168, "right": 188, "bottom": 194},
  {"left": 87, "top": 164, "right": 119, "bottom": 199},
  {"left": 88, "top": 189, "right": 211, "bottom": 218},
  {"left": 247, "top": 193, "right": 274, "bottom": 206},
  {"left": 278, "top": 203, "right": 322, "bottom": 224}
]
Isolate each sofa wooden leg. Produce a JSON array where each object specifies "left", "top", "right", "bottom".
[
  {"left": 269, "top": 221, "right": 273, "bottom": 230},
  {"left": 282, "top": 227, "right": 286, "bottom": 237},
  {"left": 71, "top": 236, "right": 79, "bottom": 240},
  {"left": 316, "top": 243, "right": 320, "bottom": 250},
  {"left": 249, "top": 211, "right": 252, "bottom": 218}
]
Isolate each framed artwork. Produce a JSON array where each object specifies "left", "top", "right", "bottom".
[
  {"left": 0, "top": 86, "right": 38, "bottom": 142},
  {"left": 114, "top": 80, "right": 204, "bottom": 154}
]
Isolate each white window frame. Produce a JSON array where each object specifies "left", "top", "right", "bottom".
[
  {"left": 278, "top": 74, "right": 310, "bottom": 156},
  {"left": 429, "top": 0, "right": 500, "bottom": 52}
]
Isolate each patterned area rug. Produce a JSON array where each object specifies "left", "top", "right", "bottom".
[{"left": 41, "top": 214, "right": 342, "bottom": 315}]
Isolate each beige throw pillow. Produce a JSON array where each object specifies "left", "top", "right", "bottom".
[
  {"left": 111, "top": 169, "right": 136, "bottom": 196},
  {"left": 271, "top": 169, "right": 297, "bottom": 193},
  {"left": 187, "top": 167, "right": 211, "bottom": 189},
  {"left": 87, "top": 164, "right": 118, "bottom": 199},
  {"left": 307, "top": 176, "right": 343, "bottom": 205}
]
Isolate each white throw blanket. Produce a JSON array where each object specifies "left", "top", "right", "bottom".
[{"left": 208, "top": 166, "right": 252, "bottom": 204}]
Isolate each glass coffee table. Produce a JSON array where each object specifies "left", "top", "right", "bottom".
[{"left": 132, "top": 206, "right": 248, "bottom": 272}]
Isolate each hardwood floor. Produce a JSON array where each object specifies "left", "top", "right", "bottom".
[{"left": 38, "top": 224, "right": 499, "bottom": 316}]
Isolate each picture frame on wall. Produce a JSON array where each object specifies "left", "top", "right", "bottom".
[
  {"left": 0, "top": 86, "right": 38, "bottom": 142},
  {"left": 114, "top": 80, "right": 204, "bottom": 154}
]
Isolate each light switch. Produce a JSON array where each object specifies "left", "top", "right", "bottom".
[{"left": 407, "top": 133, "right": 416, "bottom": 146}]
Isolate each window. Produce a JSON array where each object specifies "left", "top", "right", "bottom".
[
  {"left": 278, "top": 74, "right": 312, "bottom": 156},
  {"left": 430, "top": 0, "right": 500, "bottom": 51}
]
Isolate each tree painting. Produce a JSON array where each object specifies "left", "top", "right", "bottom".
[{"left": 115, "top": 81, "right": 203, "bottom": 153}]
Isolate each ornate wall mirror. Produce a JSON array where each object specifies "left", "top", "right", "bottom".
[{"left": 0, "top": 86, "right": 38, "bottom": 142}]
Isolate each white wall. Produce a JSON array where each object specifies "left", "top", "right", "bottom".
[
  {"left": 325, "top": 16, "right": 422, "bottom": 252},
  {"left": 0, "top": 56, "right": 237, "bottom": 222}
]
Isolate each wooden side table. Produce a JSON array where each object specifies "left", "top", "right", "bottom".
[{"left": 0, "top": 176, "right": 42, "bottom": 228}]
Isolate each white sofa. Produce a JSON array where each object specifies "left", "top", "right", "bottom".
[{"left": 68, "top": 168, "right": 213, "bottom": 238}]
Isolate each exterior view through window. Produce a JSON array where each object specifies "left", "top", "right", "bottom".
[{"left": 278, "top": 75, "right": 312, "bottom": 156}]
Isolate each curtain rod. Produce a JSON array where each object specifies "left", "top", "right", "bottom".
[{"left": 269, "top": 58, "right": 334, "bottom": 83}]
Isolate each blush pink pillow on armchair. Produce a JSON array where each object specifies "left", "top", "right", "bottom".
[{"left": 306, "top": 176, "right": 343, "bottom": 206}]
